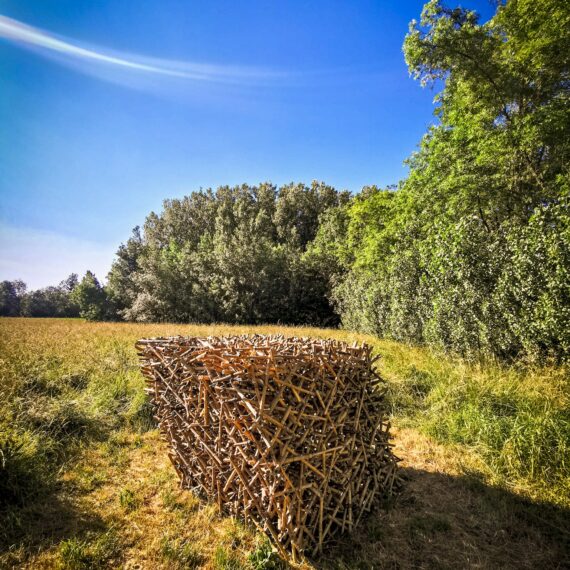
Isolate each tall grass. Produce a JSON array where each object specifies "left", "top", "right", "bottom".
[
  {"left": 0, "top": 319, "right": 153, "bottom": 545},
  {"left": 374, "top": 340, "right": 570, "bottom": 504},
  {"left": 1, "top": 318, "right": 568, "bottom": 509},
  {"left": 0, "top": 318, "right": 568, "bottom": 567}
]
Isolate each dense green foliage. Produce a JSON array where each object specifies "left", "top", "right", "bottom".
[
  {"left": 0, "top": 272, "right": 115, "bottom": 321},
  {"left": 322, "top": 0, "right": 570, "bottom": 361},
  {"left": 70, "top": 271, "right": 114, "bottom": 321},
  {"left": 0, "top": 280, "right": 26, "bottom": 317},
  {"left": 0, "top": 275, "right": 80, "bottom": 318},
  {"left": 106, "top": 182, "right": 349, "bottom": 325}
]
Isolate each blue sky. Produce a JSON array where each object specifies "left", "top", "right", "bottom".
[{"left": 0, "top": 0, "right": 496, "bottom": 288}]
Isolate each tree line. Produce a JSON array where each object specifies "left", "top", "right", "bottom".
[
  {"left": 2, "top": 0, "right": 568, "bottom": 362},
  {"left": 1, "top": 182, "right": 350, "bottom": 325},
  {"left": 0, "top": 272, "right": 111, "bottom": 320}
]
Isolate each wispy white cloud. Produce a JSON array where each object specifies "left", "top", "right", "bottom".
[
  {"left": 0, "top": 223, "right": 116, "bottom": 289},
  {"left": 0, "top": 14, "right": 292, "bottom": 86}
]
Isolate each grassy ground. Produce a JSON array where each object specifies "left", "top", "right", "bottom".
[{"left": 0, "top": 318, "right": 568, "bottom": 569}]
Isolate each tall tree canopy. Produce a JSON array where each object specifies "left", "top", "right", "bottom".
[
  {"left": 325, "top": 0, "right": 569, "bottom": 361},
  {"left": 0, "top": 280, "right": 26, "bottom": 317},
  {"left": 107, "top": 182, "right": 349, "bottom": 325},
  {"left": 70, "top": 271, "right": 112, "bottom": 321}
]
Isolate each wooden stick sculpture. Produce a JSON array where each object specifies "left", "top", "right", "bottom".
[{"left": 136, "top": 335, "right": 398, "bottom": 562}]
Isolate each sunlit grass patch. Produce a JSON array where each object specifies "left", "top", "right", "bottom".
[
  {"left": 118, "top": 487, "right": 141, "bottom": 512},
  {"left": 160, "top": 534, "right": 205, "bottom": 568},
  {"left": 372, "top": 339, "right": 570, "bottom": 506},
  {"left": 56, "top": 528, "right": 121, "bottom": 569},
  {"left": 0, "top": 318, "right": 568, "bottom": 569},
  {"left": 213, "top": 545, "right": 247, "bottom": 570}
]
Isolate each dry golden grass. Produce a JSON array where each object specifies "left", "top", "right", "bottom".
[{"left": 1, "top": 318, "right": 568, "bottom": 569}]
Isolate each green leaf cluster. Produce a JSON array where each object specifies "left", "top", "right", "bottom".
[
  {"left": 106, "top": 182, "right": 349, "bottom": 325},
  {"left": 326, "top": 0, "right": 569, "bottom": 361}
]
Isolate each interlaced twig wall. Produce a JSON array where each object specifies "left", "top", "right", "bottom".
[{"left": 136, "top": 335, "right": 398, "bottom": 562}]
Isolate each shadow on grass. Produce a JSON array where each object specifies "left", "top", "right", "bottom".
[
  {"left": 316, "top": 467, "right": 570, "bottom": 570},
  {"left": 0, "top": 478, "right": 113, "bottom": 558}
]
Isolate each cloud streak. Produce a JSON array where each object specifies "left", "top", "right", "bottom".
[{"left": 0, "top": 14, "right": 292, "bottom": 86}]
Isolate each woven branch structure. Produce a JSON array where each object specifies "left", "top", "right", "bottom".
[{"left": 136, "top": 335, "right": 398, "bottom": 562}]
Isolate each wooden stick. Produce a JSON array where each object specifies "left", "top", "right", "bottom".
[{"left": 136, "top": 334, "right": 398, "bottom": 564}]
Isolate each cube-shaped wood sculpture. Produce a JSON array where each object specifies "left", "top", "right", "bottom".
[{"left": 136, "top": 335, "right": 397, "bottom": 562}]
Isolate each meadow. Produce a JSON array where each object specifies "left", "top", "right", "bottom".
[{"left": 0, "top": 318, "right": 568, "bottom": 569}]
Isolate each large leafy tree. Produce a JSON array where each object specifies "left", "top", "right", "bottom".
[
  {"left": 403, "top": 0, "right": 569, "bottom": 221},
  {"left": 327, "top": 0, "right": 569, "bottom": 361},
  {"left": 0, "top": 280, "right": 26, "bottom": 317},
  {"left": 109, "top": 182, "right": 349, "bottom": 325},
  {"left": 71, "top": 271, "right": 113, "bottom": 321},
  {"left": 106, "top": 227, "right": 144, "bottom": 317}
]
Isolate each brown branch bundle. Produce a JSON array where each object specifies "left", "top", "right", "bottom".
[{"left": 136, "top": 335, "right": 398, "bottom": 562}]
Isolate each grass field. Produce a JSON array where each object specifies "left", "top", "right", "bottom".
[{"left": 1, "top": 318, "right": 569, "bottom": 569}]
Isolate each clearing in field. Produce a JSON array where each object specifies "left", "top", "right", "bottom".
[{"left": 1, "top": 318, "right": 569, "bottom": 569}]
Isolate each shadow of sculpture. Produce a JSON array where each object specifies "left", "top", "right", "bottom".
[{"left": 315, "top": 467, "right": 570, "bottom": 569}]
